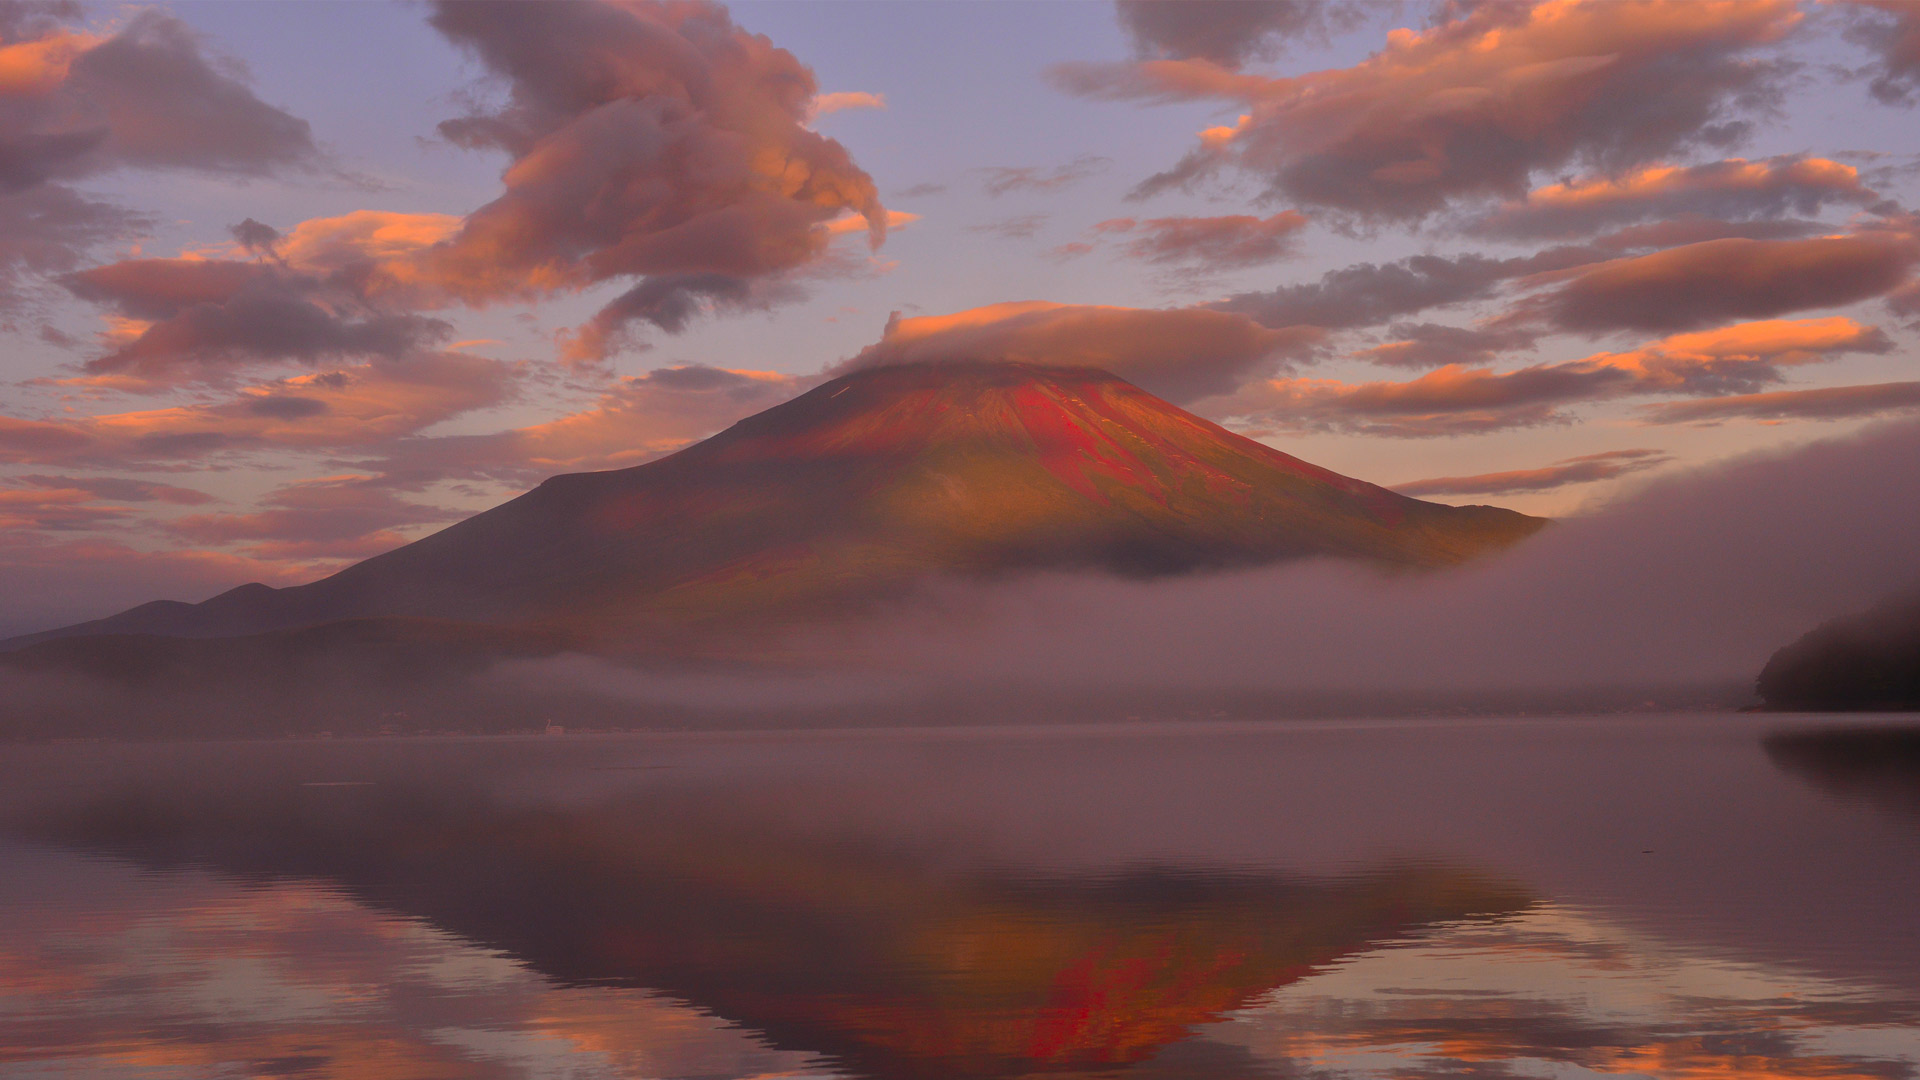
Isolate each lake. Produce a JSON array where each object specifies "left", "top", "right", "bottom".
[{"left": 1, "top": 715, "right": 1916, "bottom": 1079}]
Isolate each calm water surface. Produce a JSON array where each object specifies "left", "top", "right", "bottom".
[{"left": 0, "top": 715, "right": 1916, "bottom": 1079}]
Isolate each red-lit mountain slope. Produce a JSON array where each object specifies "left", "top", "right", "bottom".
[{"left": 9, "top": 362, "right": 1544, "bottom": 651}]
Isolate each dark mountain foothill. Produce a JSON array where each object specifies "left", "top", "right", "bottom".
[{"left": 1758, "top": 588, "right": 1920, "bottom": 711}]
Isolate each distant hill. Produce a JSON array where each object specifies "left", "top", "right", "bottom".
[
  {"left": 1758, "top": 588, "right": 1920, "bottom": 711},
  {"left": 6, "top": 361, "right": 1543, "bottom": 657}
]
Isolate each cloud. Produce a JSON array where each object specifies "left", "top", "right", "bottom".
[
  {"left": 14, "top": 474, "right": 213, "bottom": 505},
  {"left": 557, "top": 274, "right": 788, "bottom": 368},
  {"left": 838, "top": 301, "right": 1320, "bottom": 404},
  {"left": 1843, "top": 0, "right": 1920, "bottom": 106},
  {"left": 371, "top": 364, "right": 808, "bottom": 485},
  {"left": 1114, "top": 0, "right": 1365, "bottom": 67},
  {"left": 227, "top": 217, "right": 280, "bottom": 257},
  {"left": 1532, "top": 229, "right": 1920, "bottom": 333},
  {"left": 0, "top": 8, "right": 316, "bottom": 191},
  {"left": 1211, "top": 316, "right": 1890, "bottom": 436},
  {"left": 55, "top": 11, "right": 317, "bottom": 177},
  {"left": 810, "top": 90, "right": 885, "bottom": 117},
  {"left": 64, "top": 257, "right": 455, "bottom": 385},
  {"left": 58, "top": 2, "right": 893, "bottom": 372},
  {"left": 1641, "top": 380, "right": 1920, "bottom": 424},
  {"left": 1092, "top": 211, "right": 1308, "bottom": 271},
  {"left": 1222, "top": 364, "right": 1628, "bottom": 437},
  {"left": 356, "top": 0, "right": 887, "bottom": 360},
  {"left": 165, "top": 474, "right": 459, "bottom": 560},
  {"left": 966, "top": 214, "right": 1048, "bottom": 240},
  {"left": 0, "top": 409, "right": 96, "bottom": 460},
  {"left": 1356, "top": 322, "right": 1539, "bottom": 369},
  {"left": 823, "top": 208, "right": 918, "bottom": 237},
  {"left": 975, "top": 154, "right": 1111, "bottom": 197},
  {"left": 0, "top": 352, "right": 518, "bottom": 465},
  {"left": 0, "top": 485, "right": 133, "bottom": 531},
  {"left": 1392, "top": 449, "right": 1672, "bottom": 497},
  {"left": 276, "top": 210, "right": 465, "bottom": 274},
  {"left": 1, "top": 359, "right": 801, "bottom": 586},
  {"left": 0, "top": 476, "right": 217, "bottom": 537},
  {"left": 111, "top": 352, "right": 517, "bottom": 450},
  {"left": 1209, "top": 251, "right": 1546, "bottom": 331},
  {"left": 1469, "top": 155, "right": 1883, "bottom": 240},
  {"left": 1585, "top": 214, "right": 1826, "bottom": 252},
  {"left": 1891, "top": 280, "right": 1920, "bottom": 319},
  {"left": 1054, "top": 0, "right": 1805, "bottom": 220},
  {"left": 0, "top": 183, "right": 143, "bottom": 307},
  {"left": 0, "top": 5, "right": 316, "bottom": 308}
]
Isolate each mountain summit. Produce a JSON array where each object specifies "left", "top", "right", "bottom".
[{"left": 12, "top": 362, "right": 1544, "bottom": 652}]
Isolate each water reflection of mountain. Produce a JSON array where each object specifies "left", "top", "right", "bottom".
[
  {"left": 28, "top": 776, "right": 1529, "bottom": 1080},
  {"left": 1764, "top": 725, "right": 1920, "bottom": 825}
]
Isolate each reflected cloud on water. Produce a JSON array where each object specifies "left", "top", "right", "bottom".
[{"left": 1226, "top": 906, "right": 1920, "bottom": 1079}]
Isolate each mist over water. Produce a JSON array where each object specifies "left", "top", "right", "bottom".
[{"left": 785, "top": 417, "right": 1920, "bottom": 702}]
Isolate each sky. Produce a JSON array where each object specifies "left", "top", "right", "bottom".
[{"left": 2, "top": 0, "right": 1919, "bottom": 636}]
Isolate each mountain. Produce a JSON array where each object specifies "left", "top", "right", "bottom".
[
  {"left": 1757, "top": 587, "right": 1920, "bottom": 710},
  {"left": 7, "top": 361, "right": 1543, "bottom": 655}
]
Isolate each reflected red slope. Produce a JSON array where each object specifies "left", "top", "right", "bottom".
[{"left": 31, "top": 771, "right": 1530, "bottom": 1080}]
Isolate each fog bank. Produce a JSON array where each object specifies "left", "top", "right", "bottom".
[{"left": 797, "top": 418, "right": 1920, "bottom": 700}]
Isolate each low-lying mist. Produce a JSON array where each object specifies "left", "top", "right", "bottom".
[
  {"left": 8, "top": 419, "right": 1920, "bottom": 736},
  {"left": 512, "top": 417, "right": 1920, "bottom": 716},
  {"left": 851, "top": 418, "right": 1920, "bottom": 695}
]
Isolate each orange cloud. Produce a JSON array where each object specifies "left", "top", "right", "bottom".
[
  {"left": 0, "top": 8, "right": 316, "bottom": 190},
  {"left": 1214, "top": 316, "right": 1889, "bottom": 436},
  {"left": 276, "top": 210, "right": 464, "bottom": 274},
  {"left": 14, "top": 475, "right": 213, "bottom": 505},
  {"left": 1055, "top": 0, "right": 1806, "bottom": 219},
  {"left": 371, "top": 1, "right": 887, "bottom": 354},
  {"left": 824, "top": 208, "right": 919, "bottom": 237},
  {"left": 811, "top": 90, "right": 886, "bottom": 116},
  {"left": 507, "top": 366, "right": 804, "bottom": 472},
  {"left": 1393, "top": 449, "right": 1672, "bottom": 497},
  {"left": 1473, "top": 155, "right": 1881, "bottom": 239},
  {"left": 1533, "top": 229, "right": 1919, "bottom": 332},
  {"left": 0, "top": 28, "right": 97, "bottom": 95},
  {"left": 44, "top": 2, "right": 890, "bottom": 369},
  {"left": 0, "top": 4, "right": 319, "bottom": 312},
  {"left": 0, "top": 353, "right": 517, "bottom": 465},
  {"left": 60, "top": 257, "right": 456, "bottom": 385},
  {"left": 0, "top": 486, "right": 133, "bottom": 531},
  {"left": 1642, "top": 380, "right": 1920, "bottom": 424}
]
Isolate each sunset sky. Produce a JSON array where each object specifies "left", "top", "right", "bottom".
[{"left": 3, "top": 0, "right": 1919, "bottom": 635}]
